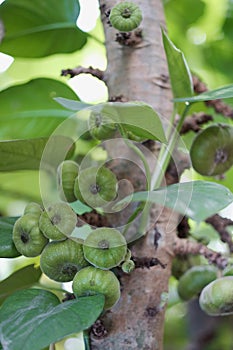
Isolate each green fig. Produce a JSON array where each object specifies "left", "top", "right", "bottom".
[
  {"left": 199, "top": 276, "right": 233, "bottom": 316},
  {"left": 190, "top": 124, "right": 233, "bottom": 176},
  {"left": 89, "top": 111, "right": 117, "bottom": 140},
  {"left": 109, "top": 2, "right": 143, "bottom": 32},
  {"left": 40, "top": 239, "right": 88, "bottom": 282},
  {"left": 39, "top": 202, "right": 77, "bottom": 241},
  {"left": 24, "top": 202, "right": 43, "bottom": 218},
  {"left": 121, "top": 259, "right": 135, "bottom": 273},
  {"left": 57, "top": 160, "right": 79, "bottom": 202},
  {"left": 72, "top": 266, "right": 120, "bottom": 309},
  {"left": 177, "top": 265, "right": 218, "bottom": 301},
  {"left": 83, "top": 227, "right": 127, "bottom": 270},
  {"left": 74, "top": 166, "right": 117, "bottom": 208},
  {"left": 13, "top": 214, "right": 48, "bottom": 257}
]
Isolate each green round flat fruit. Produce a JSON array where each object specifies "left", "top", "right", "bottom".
[
  {"left": 89, "top": 111, "right": 117, "bottom": 140},
  {"left": 24, "top": 202, "right": 43, "bottom": 218},
  {"left": 83, "top": 227, "right": 127, "bottom": 270},
  {"left": 40, "top": 239, "right": 88, "bottom": 282},
  {"left": 57, "top": 160, "right": 79, "bottom": 202},
  {"left": 190, "top": 124, "right": 233, "bottom": 176},
  {"left": 13, "top": 214, "right": 48, "bottom": 257},
  {"left": 177, "top": 265, "right": 218, "bottom": 301},
  {"left": 199, "top": 276, "right": 233, "bottom": 316},
  {"left": 74, "top": 166, "right": 117, "bottom": 208},
  {"left": 109, "top": 2, "right": 143, "bottom": 32},
  {"left": 72, "top": 266, "right": 121, "bottom": 309},
  {"left": 39, "top": 202, "right": 77, "bottom": 241}
]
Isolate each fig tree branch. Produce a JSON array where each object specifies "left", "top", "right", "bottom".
[
  {"left": 206, "top": 214, "right": 233, "bottom": 253},
  {"left": 193, "top": 75, "right": 233, "bottom": 118},
  {"left": 173, "top": 237, "right": 228, "bottom": 269},
  {"left": 61, "top": 66, "right": 105, "bottom": 81}
]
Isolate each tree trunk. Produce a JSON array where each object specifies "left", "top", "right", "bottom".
[{"left": 91, "top": 1, "right": 177, "bottom": 349}]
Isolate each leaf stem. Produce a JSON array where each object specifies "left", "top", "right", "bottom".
[
  {"left": 151, "top": 102, "right": 191, "bottom": 189},
  {"left": 138, "top": 103, "right": 191, "bottom": 235}
]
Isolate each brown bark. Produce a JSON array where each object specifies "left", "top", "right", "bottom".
[{"left": 91, "top": 1, "right": 177, "bottom": 349}]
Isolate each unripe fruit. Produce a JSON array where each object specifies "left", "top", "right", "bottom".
[
  {"left": 89, "top": 111, "right": 117, "bottom": 140},
  {"left": 121, "top": 259, "right": 135, "bottom": 273},
  {"left": 13, "top": 214, "right": 49, "bottom": 257},
  {"left": 24, "top": 202, "right": 42, "bottom": 218},
  {"left": 172, "top": 254, "right": 201, "bottom": 280},
  {"left": 223, "top": 265, "right": 233, "bottom": 276},
  {"left": 39, "top": 202, "right": 77, "bottom": 241},
  {"left": 83, "top": 228, "right": 127, "bottom": 270},
  {"left": 199, "top": 276, "right": 233, "bottom": 316},
  {"left": 57, "top": 160, "right": 79, "bottom": 202},
  {"left": 177, "top": 265, "right": 218, "bottom": 301},
  {"left": 72, "top": 266, "right": 121, "bottom": 309},
  {"left": 190, "top": 124, "right": 233, "bottom": 176},
  {"left": 109, "top": 2, "right": 143, "bottom": 32},
  {"left": 74, "top": 166, "right": 117, "bottom": 208},
  {"left": 40, "top": 239, "right": 88, "bottom": 282}
]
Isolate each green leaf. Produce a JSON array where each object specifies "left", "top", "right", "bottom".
[
  {"left": 115, "top": 181, "right": 233, "bottom": 222},
  {"left": 54, "top": 97, "right": 92, "bottom": 111},
  {"left": 70, "top": 225, "right": 93, "bottom": 241},
  {"left": 70, "top": 200, "right": 93, "bottom": 215},
  {"left": 0, "top": 217, "right": 20, "bottom": 258},
  {"left": 162, "top": 29, "right": 193, "bottom": 113},
  {"left": 0, "top": 289, "right": 105, "bottom": 350},
  {"left": 0, "top": 136, "right": 74, "bottom": 171},
  {"left": 0, "top": 265, "right": 42, "bottom": 305},
  {"left": 0, "top": 0, "right": 87, "bottom": 57},
  {"left": 0, "top": 78, "right": 78, "bottom": 139},
  {"left": 92, "top": 102, "right": 167, "bottom": 143},
  {"left": 173, "top": 84, "right": 233, "bottom": 103}
]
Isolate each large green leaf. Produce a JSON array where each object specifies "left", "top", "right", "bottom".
[
  {"left": 90, "top": 102, "right": 167, "bottom": 143},
  {"left": 0, "top": 289, "right": 105, "bottom": 350},
  {"left": 115, "top": 181, "right": 233, "bottom": 222},
  {"left": 0, "top": 78, "right": 78, "bottom": 139},
  {"left": 0, "top": 136, "right": 74, "bottom": 171},
  {"left": 0, "top": 0, "right": 87, "bottom": 57},
  {"left": 173, "top": 84, "right": 233, "bottom": 103},
  {"left": 0, "top": 216, "right": 20, "bottom": 258},
  {"left": 0, "top": 265, "right": 42, "bottom": 305},
  {"left": 162, "top": 30, "right": 193, "bottom": 113}
]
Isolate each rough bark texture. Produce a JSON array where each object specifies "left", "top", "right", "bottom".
[{"left": 91, "top": 1, "right": 177, "bottom": 349}]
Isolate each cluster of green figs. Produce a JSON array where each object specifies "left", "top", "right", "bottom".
[
  {"left": 12, "top": 112, "right": 233, "bottom": 313},
  {"left": 12, "top": 160, "right": 135, "bottom": 310},
  {"left": 173, "top": 258, "right": 233, "bottom": 316}
]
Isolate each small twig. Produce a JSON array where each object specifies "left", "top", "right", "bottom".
[
  {"left": 131, "top": 256, "right": 166, "bottom": 269},
  {"left": 206, "top": 214, "right": 233, "bottom": 253},
  {"left": 193, "top": 75, "right": 233, "bottom": 119},
  {"left": 180, "top": 112, "right": 213, "bottom": 134},
  {"left": 173, "top": 237, "right": 228, "bottom": 269},
  {"left": 61, "top": 66, "right": 105, "bottom": 81}
]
